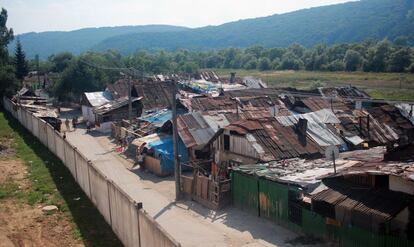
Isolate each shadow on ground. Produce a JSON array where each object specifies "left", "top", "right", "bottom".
[{"left": 3, "top": 111, "right": 122, "bottom": 247}]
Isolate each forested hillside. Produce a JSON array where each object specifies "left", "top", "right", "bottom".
[
  {"left": 8, "top": 25, "right": 189, "bottom": 59},
  {"left": 93, "top": 0, "right": 414, "bottom": 54},
  {"left": 10, "top": 0, "right": 414, "bottom": 58}
]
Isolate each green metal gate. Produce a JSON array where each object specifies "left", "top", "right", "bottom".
[
  {"left": 231, "top": 171, "right": 259, "bottom": 216},
  {"left": 259, "top": 179, "right": 289, "bottom": 222}
]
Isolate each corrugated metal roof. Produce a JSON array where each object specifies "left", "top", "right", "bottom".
[
  {"left": 224, "top": 119, "right": 324, "bottom": 162},
  {"left": 177, "top": 111, "right": 239, "bottom": 148},
  {"left": 84, "top": 91, "right": 113, "bottom": 107},
  {"left": 93, "top": 97, "right": 141, "bottom": 115},
  {"left": 311, "top": 178, "right": 413, "bottom": 224}
]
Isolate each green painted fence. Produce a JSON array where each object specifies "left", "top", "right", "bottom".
[
  {"left": 259, "top": 179, "right": 289, "bottom": 222},
  {"left": 231, "top": 170, "right": 414, "bottom": 247},
  {"left": 231, "top": 171, "right": 259, "bottom": 216}
]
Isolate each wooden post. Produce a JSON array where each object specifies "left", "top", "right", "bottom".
[{"left": 172, "top": 80, "right": 181, "bottom": 200}]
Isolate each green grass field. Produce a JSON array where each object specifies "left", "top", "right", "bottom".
[
  {"left": 0, "top": 110, "right": 122, "bottom": 246},
  {"left": 215, "top": 69, "right": 414, "bottom": 101}
]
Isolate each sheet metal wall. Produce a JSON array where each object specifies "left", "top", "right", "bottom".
[
  {"left": 259, "top": 179, "right": 289, "bottom": 223},
  {"left": 231, "top": 171, "right": 259, "bottom": 216},
  {"left": 231, "top": 169, "right": 414, "bottom": 247},
  {"left": 2, "top": 97, "right": 181, "bottom": 247}
]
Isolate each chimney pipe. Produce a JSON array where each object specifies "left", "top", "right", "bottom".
[{"left": 230, "top": 72, "right": 236, "bottom": 84}]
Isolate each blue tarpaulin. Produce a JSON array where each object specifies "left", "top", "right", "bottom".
[
  {"left": 139, "top": 109, "right": 172, "bottom": 127},
  {"left": 147, "top": 135, "right": 189, "bottom": 174}
]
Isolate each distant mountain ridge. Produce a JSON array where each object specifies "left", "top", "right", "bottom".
[
  {"left": 9, "top": 25, "right": 189, "bottom": 59},
  {"left": 9, "top": 0, "right": 414, "bottom": 58}
]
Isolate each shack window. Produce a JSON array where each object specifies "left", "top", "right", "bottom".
[{"left": 224, "top": 134, "right": 230, "bottom": 151}]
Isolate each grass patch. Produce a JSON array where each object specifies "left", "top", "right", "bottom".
[
  {"left": 0, "top": 182, "right": 20, "bottom": 199},
  {"left": 0, "top": 109, "right": 122, "bottom": 246},
  {"left": 215, "top": 69, "right": 414, "bottom": 100}
]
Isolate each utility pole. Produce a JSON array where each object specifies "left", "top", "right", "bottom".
[
  {"left": 171, "top": 79, "right": 181, "bottom": 200},
  {"left": 128, "top": 75, "right": 132, "bottom": 123},
  {"left": 35, "top": 54, "right": 40, "bottom": 89}
]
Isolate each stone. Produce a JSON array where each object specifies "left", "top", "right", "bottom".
[{"left": 42, "top": 205, "right": 58, "bottom": 213}]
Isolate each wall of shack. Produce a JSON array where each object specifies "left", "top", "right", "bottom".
[{"left": 231, "top": 170, "right": 414, "bottom": 247}]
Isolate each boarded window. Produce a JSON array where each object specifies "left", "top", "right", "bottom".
[{"left": 224, "top": 134, "right": 230, "bottom": 151}]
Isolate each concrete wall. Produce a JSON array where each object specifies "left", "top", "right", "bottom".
[{"left": 3, "top": 97, "right": 180, "bottom": 247}]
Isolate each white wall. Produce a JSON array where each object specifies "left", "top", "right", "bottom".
[{"left": 82, "top": 105, "right": 95, "bottom": 123}]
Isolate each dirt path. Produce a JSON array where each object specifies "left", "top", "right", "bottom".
[
  {"left": 0, "top": 160, "right": 83, "bottom": 247},
  {"left": 67, "top": 127, "right": 326, "bottom": 247}
]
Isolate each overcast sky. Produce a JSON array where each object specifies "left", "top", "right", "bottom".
[{"left": 2, "top": 0, "right": 355, "bottom": 34}]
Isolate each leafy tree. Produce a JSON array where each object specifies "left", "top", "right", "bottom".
[
  {"left": 52, "top": 54, "right": 110, "bottom": 101},
  {"left": 49, "top": 52, "right": 74, "bottom": 72},
  {"left": 388, "top": 48, "right": 412, "bottom": 72},
  {"left": 14, "top": 38, "right": 29, "bottom": 80},
  {"left": 258, "top": 57, "right": 271, "bottom": 71},
  {"left": 0, "top": 8, "right": 18, "bottom": 97},
  {"left": 243, "top": 58, "right": 258, "bottom": 70},
  {"left": 180, "top": 61, "right": 199, "bottom": 74},
  {"left": 344, "top": 50, "right": 362, "bottom": 71},
  {"left": 280, "top": 52, "right": 303, "bottom": 70}
]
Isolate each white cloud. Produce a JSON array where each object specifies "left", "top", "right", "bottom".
[{"left": 1, "top": 0, "right": 356, "bottom": 34}]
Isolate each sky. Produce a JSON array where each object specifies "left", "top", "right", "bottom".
[{"left": 2, "top": 0, "right": 355, "bottom": 34}]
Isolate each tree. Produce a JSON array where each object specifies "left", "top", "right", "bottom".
[
  {"left": 14, "top": 38, "right": 28, "bottom": 80},
  {"left": 344, "top": 50, "right": 362, "bottom": 71},
  {"left": 0, "top": 8, "right": 18, "bottom": 97},
  {"left": 388, "top": 48, "right": 412, "bottom": 72},
  {"left": 258, "top": 58, "right": 271, "bottom": 71},
  {"left": 52, "top": 55, "right": 110, "bottom": 101},
  {"left": 49, "top": 52, "right": 74, "bottom": 72}
]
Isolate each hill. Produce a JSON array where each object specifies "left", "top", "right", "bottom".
[
  {"left": 9, "top": 25, "right": 189, "bottom": 59},
  {"left": 93, "top": 0, "right": 414, "bottom": 53},
  {"left": 10, "top": 0, "right": 414, "bottom": 58}
]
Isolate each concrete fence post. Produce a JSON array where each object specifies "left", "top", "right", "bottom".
[
  {"left": 73, "top": 147, "right": 78, "bottom": 182},
  {"left": 136, "top": 202, "right": 143, "bottom": 247},
  {"left": 107, "top": 180, "right": 113, "bottom": 226},
  {"left": 87, "top": 160, "right": 93, "bottom": 199}
]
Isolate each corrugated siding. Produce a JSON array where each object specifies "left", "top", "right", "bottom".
[
  {"left": 259, "top": 179, "right": 288, "bottom": 222},
  {"left": 232, "top": 171, "right": 259, "bottom": 216},
  {"left": 302, "top": 209, "right": 326, "bottom": 238},
  {"left": 230, "top": 135, "right": 259, "bottom": 159},
  {"left": 339, "top": 225, "right": 386, "bottom": 247},
  {"left": 231, "top": 172, "right": 414, "bottom": 247}
]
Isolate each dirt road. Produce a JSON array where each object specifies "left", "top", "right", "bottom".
[{"left": 66, "top": 125, "right": 325, "bottom": 247}]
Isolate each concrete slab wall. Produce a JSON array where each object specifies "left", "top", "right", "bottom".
[
  {"left": 74, "top": 150, "right": 91, "bottom": 198},
  {"left": 89, "top": 164, "right": 111, "bottom": 224},
  {"left": 108, "top": 181, "right": 141, "bottom": 247},
  {"left": 3, "top": 97, "right": 181, "bottom": 247},
  {"left": 46, "top": 125, "right": 56, "bottom": 155},
  {"left": 31, "top": 114, "right": 39, "bottom": 138},
  {"left": 55, "top": 132, "right": 65, "bottom": 162},
  {"left": 139, "top": 209, "right": 181, "bottom": 247},
  {"left": 64, "top": 141, "right": 77, "bottom": 179},
  {"left": 38, "top": 120, "right": 48, "bottom": 147}
]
